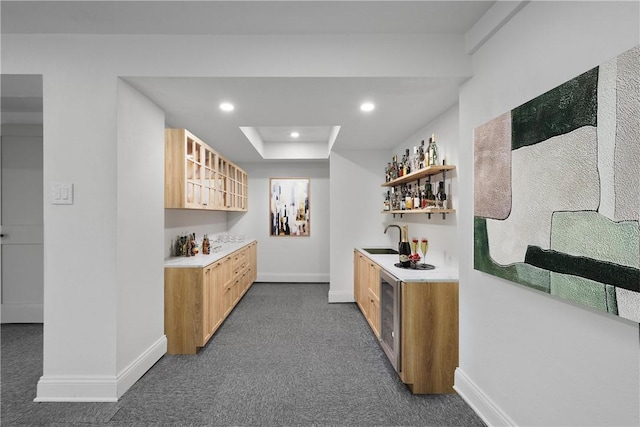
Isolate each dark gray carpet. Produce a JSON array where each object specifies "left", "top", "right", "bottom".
[{"left": 1, "top": 283, "right": 485, "bottom": 426}]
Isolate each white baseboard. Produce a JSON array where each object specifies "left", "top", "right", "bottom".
[
  {"left": 1, "top": 303, "right": 43, "bottom": 323},
  {"left": 35, "top": 336, "right": 167, "bottom": 402},
  {"left": 257, "top": 272, "right": 329, "bottom": 283},
  {"left": 117, "top": 335, "right": 167, "bottom": 398},
  {"left": 328, "top": 290, "right": 355, "bottom": 303},
  {"left": 454, "top": 368, "right": 516, "bottom": 427},
  {"left": 35, "top": 376, "right": 118, "bottom": 402}
]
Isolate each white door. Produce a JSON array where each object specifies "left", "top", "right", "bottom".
[{"left": 1, "top": 130, "right": 44, "bottom": 323}]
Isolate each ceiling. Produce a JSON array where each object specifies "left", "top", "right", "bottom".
[{"left": 1, "top": 1, "right": 496, "bottom": 163}]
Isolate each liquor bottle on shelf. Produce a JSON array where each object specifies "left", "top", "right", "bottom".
[
  {"left": 404, "top": 149, "right": 411, "bottom": 175},
  {"left": 411, "top": 146, "right": 419, "bottom": 172},
  {"left": 425, "top": 182, "right": 436, "bottom": 206},
  {"left": 428, "top": 134, "right": 439, "bottom": 166},
  {"left": 419, "top": 140, "right": 426, "bottom": 169},
  {"left": 391, "top": 155, "right": 397, "bottom": 180},
  {"left": 413, "top": 186, "right": 420, "bottom": 211},
  {"left": 405, "top": 184, "right": 413, "bottom": 210},
  {"left": 383, "top": 191, "right": 391, "bottom": 211},
  {"left": 390, "top": 188, "right": 396, "bottom": 210},
  {"left": 400, "top": 185, "right": 406, "bottom": 210},
  {"left": 399, "top": 225, "right": 411, "bottom": 267},
  {"left": 436, "top": 181, "right": 447, "bottom": 208}
]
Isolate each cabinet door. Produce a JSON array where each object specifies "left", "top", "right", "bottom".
[
  {"left": 401, "top": 281, "right": 459, "bottom": 394},
  {"left": 217, "top": 157, "right": 228, "bottom": 209},
  {"left": 200, "top": 264, "right": 214, "bottom": 346},
  {"left": 221, "top": 256, "right": 233, "bottom": 317},
  {"left": 164, "top": 267, "right": 203, "bottom": 355},
  {"left": 202, "top": 149, "right": 214, "bottom": 208},
  {"left": 354, "top": 253, "right": 367, "bottom": 315},
  {"left": 248, "top": 243, "right": 257, "bottom": 282},
  {"left": 185, "top": 137, "right": 204, "bottom": 208},
  {"left": 367, "top": 287, "right": 381, "bottom": 339},
  {"left": 367, "top": 262, "right": 381, "bottom": 338}
]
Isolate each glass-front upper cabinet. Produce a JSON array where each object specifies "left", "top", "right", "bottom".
[{"left": 165, "top": 128, "right": 248, "bottom": 212}]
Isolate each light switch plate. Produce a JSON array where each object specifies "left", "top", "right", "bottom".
[{"left": 51, "top": 182, "right": 74, "bottom": 205}]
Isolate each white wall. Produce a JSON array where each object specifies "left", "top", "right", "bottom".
[
  {"left": 164, "top": 210, "right": 228, "bottom": 257},
  {"left": 230, "top": 161, "right": 330, "bottom": 283},
  {"left": 329, "top": 150, "right": 391, "bottom": 302},
  {"left": 115, "top": 80, "right": 167, "bottom": 396},
  {"left": 456, "top": 2, "right": 640, "bottom": 426},
  {"left": 388, "top": 104, "right": 460, "bottom": 268},
  {"left": 1, "top": 31, "right": 463, "bottom": 400},
  {"left": 36, "top": 69, "right": 121, "bottom": 401}
]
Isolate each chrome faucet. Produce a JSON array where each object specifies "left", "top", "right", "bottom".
[{"left": 384, "top": 224, "right": 402, "bottom": 247}]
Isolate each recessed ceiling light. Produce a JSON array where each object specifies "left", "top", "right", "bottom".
[
  {"left": 360, "top": 102, "right": 375, "bottom": 112},
  {"left": 219, "top": 102, "right": 234, "bottom": 112},
  {"left": 290, "top": 131, "right": 300, "bottom": 138}
]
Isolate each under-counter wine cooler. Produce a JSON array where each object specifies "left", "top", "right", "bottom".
[{"left": 379, "top": 269, "right": 401, "bottom": 372}]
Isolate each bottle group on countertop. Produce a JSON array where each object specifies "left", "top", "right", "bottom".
[{"left": 171, "top": 233, "right": 203, "bottom": 257}]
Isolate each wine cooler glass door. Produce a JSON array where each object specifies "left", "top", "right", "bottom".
[{"left": 380, "top": 270, "right": 401, "bottom": 372}]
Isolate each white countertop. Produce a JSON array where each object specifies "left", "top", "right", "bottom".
[
  {"left": 164, "top": 238, "right": 257, "bottom": 268},
  {"left": 356, "top": 247, "right": 458, "bottom": 283}
]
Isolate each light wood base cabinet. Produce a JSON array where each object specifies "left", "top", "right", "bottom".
[
  {"left": 353, "top": 251, "right": 458, "bottom": 394},
  {"left": 353, "top": 251, "right": 380, "bottom": 338},
  {"left": 400, "top": 281, "right": 458, "bottom": 394},
  {"left": 165, "top": 242, "right": 257, "bottom": 354}
]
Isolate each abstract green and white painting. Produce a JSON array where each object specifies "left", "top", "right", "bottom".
[{"left": 474, "top": 45, "right": 639, "bottom": 323}]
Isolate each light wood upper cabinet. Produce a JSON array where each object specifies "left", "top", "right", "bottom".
[{"left": 165, "top": 128, "right": 248, "bottom": 211}]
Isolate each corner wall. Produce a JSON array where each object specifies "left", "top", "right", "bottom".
[
  {"left": 115, "top": 80, "right": 167, "bottom": 397},
  {"left": 456, "top": 2, "right": 640, "bottom": 426},
  {"left": 329, "top": 150, "right": 391, "bottom": 302}
]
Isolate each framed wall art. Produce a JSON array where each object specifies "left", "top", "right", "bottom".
[
  {"left": 474, "top": 44, "right": 639, "bottom": 323},
  {"left": 269, "top": 178, "right": 310, "bottom": 237}
]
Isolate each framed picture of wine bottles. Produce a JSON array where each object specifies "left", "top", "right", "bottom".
[{"left": 269, "top": 178, "right": 310, "bottom": 237}]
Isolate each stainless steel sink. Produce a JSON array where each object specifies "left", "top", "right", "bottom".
[{"left": 362, "top": 248, "right": 398, "bottom": 255}]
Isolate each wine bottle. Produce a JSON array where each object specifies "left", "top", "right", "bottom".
[
  {"left": 436, "top": 181, "right": 447, "bottom": 208},
  {"left": 426, "top": 182, "right": 435, "bottom": 203},
  {"left": 413, "top": 187, "right": 420, "bottom": 211},
  {"left": 399, "top": 225, "right": 411, "bottom": 267}
]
